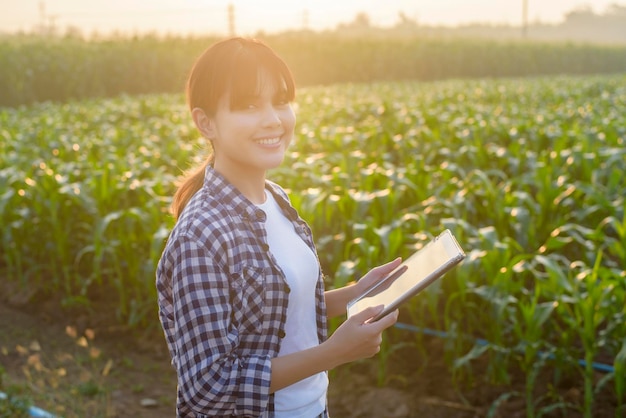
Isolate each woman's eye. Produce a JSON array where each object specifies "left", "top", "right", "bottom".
[
  {"left": 274, "top": 97, "right": 289, "bottom": 106},
  {"left": 233, "top": 101, "right": 257, "bottom": 110},
  {"left": 272, "top": 91, "right": 289, "bottom": 105}
]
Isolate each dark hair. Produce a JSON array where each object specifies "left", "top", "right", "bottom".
[{"left": 171, "top": 37, "right": 296, "bottom": 219}]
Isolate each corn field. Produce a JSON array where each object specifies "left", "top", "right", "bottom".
[
  {"left": 1, "top": 33, "right": 626, "bottom": 107},
  {"left": 1, "top": 72, "right": 625, "bottom": 416}
]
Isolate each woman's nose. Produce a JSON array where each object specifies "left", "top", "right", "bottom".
[{"left": 261, "top": 105, "right": 282, "bottom": 127}]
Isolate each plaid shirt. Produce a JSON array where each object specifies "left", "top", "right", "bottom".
[{"left": 156, "top": 166, "right": 329, "bottom": 417}]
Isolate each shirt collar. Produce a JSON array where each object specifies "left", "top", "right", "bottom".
[{"left": 203, "top": 165, "right": 267, "bottom": 222}]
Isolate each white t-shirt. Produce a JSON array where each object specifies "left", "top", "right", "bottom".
[{"left": 256, "top": 190, "right": 328, "bottom": 418}]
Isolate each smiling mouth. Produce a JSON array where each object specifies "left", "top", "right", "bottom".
[{"left": 256, "top": 137, "right": 281, "bottom": 145}]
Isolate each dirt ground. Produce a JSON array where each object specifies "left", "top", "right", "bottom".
[{"left": 0, "top": 294, "right": 621, "bottom": 418}]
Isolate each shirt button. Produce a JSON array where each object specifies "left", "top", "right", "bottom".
[
  {"left": 255, "top": 209, "right": 265, "bottom": 220},
  {"left": 261, "top": 243, "right": 270, "bottom": 251},
  {"left": 285, "top": 286, "right": 291, "bottom": 294},
  {"left": 278, "top": 330, "right": 286, "bottom": 338}
]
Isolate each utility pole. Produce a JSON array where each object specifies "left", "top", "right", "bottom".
[
  {"left": 228, "top": 3, "right": 235, "bottom": 36},
  {"left": 522, "top": 0, "right": 528, "bottom": 38},
  {"left": 38, "top": 1, "right": 57, "bottom": 35},
  {"left": 39, "top": 1, "right": 46, "bottom": 34}
]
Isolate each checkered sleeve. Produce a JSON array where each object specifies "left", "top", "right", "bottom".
[{"left": 169, "top": 233, "right": 272, "bottom": 416}]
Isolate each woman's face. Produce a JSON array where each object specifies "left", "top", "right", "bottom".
[{"left": 208, "top": 72, "right": 296, "bottom": 181}]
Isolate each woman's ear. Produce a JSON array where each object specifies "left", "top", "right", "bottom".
[{"left": 191, "top": 107, "right": 215, "bottom": 139}]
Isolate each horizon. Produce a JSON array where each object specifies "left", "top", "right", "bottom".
[{"left": 1, "top": 0, "right": 623, "bottom": 37}]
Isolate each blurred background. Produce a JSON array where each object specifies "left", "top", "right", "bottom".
[{"left": 2, "top": 0, "right": 626, "bottom": 44}]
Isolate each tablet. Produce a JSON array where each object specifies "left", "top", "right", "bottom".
[{"left": 346, "top": 229, "right": 466, "bottom": 322}]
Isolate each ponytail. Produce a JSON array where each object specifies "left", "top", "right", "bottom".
[{"left": 170, "top": 157, "right": 212, "bottom": 220}]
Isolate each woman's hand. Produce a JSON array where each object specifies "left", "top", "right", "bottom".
[
  {"left": 353, "top": 257, "right": 402, "bottom": 297},
  {"left": 269, "top": 305, "right": 398, "bottom": 392},
  {"left": 271, "top": 260, "right": 402, "bottom": 390},
  {"left": 323, "top": 305, "right": 399, "bottom": 368},
  {"left": 324, "top": 257, "right": 402, "bottom": 318}
]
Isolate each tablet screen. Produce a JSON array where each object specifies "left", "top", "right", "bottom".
[{"left": 347, "top": 229, "right": 465, "bottom": 320}]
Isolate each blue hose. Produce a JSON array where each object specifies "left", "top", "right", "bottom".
[
  {"left": 394, "top": 322, "right": 616, "bottom": 374},
  {"left": 28, "top": 405, "right": 58, "bottom": 418},
  {"left": 0, "top": 392, "right": 58, "bottom": 418}
]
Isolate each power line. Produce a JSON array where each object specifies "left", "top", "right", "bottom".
[
  {"left": 228, "top": 3, "right": 235, "bottom": 36},
  {"left": 9, "top": 1, "right": 232, "bottom": 36},
  {"left": 522, "top": 0, "right": 529, "bottom": 37},
  {"left": 53, "top": 7, "right": 225, "bottom": 18}
]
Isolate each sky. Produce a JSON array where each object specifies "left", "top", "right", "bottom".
[{"left": 0, "top": 0, "right": 622, "bottom": 36}]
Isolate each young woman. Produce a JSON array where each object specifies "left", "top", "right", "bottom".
[{"left": 156, "top": 37, "right": 401, "bottom": 418}]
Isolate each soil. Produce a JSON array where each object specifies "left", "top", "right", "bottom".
[{"left": 0, "top": 291, "right": 622, "bottom": 418}]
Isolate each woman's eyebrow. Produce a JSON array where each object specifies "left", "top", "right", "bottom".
[{"left": 240, "top": 93, "right": 259, "bottom": 101}]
